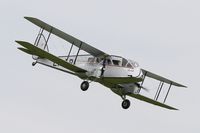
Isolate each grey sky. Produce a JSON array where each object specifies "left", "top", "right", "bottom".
[{"left": 0, "top": 0, "right": 199, "bottom": 132}]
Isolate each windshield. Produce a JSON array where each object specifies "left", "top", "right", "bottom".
[
  {"left": 98, "top": 56, "right": 139, "bottom": 68},
  {"left": 128, "top": 60, "right": 139, "bottom": 67}
]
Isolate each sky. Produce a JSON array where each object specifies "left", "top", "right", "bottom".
[{"left": 0, "top": 0, "right": 199, "bottom": 132}]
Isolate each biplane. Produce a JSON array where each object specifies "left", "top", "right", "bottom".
[{"left": 15, "top": 17, "right": 186, "bottom": 110}]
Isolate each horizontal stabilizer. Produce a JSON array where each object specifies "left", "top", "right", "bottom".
[
  {"left": 15, "top": 41, "right": 87, "bottom": 73},
  {"left": 128, "top": 93, "right": 178, "bottom": 110}
]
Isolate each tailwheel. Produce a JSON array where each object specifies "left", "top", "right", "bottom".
[
  {"left": 122, "top": 99, "right": 131, "bottom": 109},
  {"left": 80, "top": 81, "right": 89, "bottom": 91},
  {"left": 32, "top": 62, "right": 37, "bottom": 66}
]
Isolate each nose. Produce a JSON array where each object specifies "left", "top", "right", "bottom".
[
  {"left": 130, "top": 68, "right": 142, "bottom": 78},
  {"left": 138, "top": 68, "right": 143, "bottom": 78}
]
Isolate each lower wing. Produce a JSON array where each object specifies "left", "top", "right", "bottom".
[
  {"left": 127, "top": 93, "right": 178, "bottom": 110},
  {"left": 16, "top": 41, "right": 87, "bottom": 73}
]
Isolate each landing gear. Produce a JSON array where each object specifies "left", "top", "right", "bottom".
[
  {"left": 80, "top": 81, "right": 89, "bottom": 91},
  {"left": 121, "top": 99, "right": 131, "bottom": 109},
  {"left": 32, "top": 62, "right": 37, "bottom": 66},
  {"left": 121, "top": 94, "right": 130, "bottom": 109}
]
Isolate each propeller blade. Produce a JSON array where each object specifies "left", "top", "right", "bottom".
[
  {"left": 141, "top": 86, "right": 150, "bottom": 92},
  {"left": 135, "top": 83, "right": 150, "bottom": 92}
]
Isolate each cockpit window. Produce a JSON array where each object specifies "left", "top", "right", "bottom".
[
  {"left": 129, "top": 60, "right": 139, "bottom": 67},
  {"left": 88, "top": 57, "right": 101, "bottom": 64},
  {"left": 126, "top": 63, "right": 133, "bottom": 68},
  {"left": 133, "top": 62, "right": 139, "bottom": 67}
]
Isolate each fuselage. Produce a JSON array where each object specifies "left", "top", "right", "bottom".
[
  {"left": 74, "top": 55, "right": 143, "bottom": 95},
  {"left": 71, "top": 55, "right": 143, "bottom": 79},
  {"left": 36, "top": 54, "right": 143, "bottom": 96}
]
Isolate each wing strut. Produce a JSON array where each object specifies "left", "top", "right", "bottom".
[
  {"left": 163, "top": 83, "right": 172, "bottom": 103},
  {"left": 141, "top": 71, "right": 147, "bottom": 86},
  {"left": 74, "top": 42, "right": 82, "bottom": 65},
  {"left": 44, "top": 28, "right": 52, "bottom": 50},
  {"left": 34, "top": 27, "right": 52, "bottom": 50},
  {"left": 154, "top": 81, "right": 164, "bottom": 100},
  {"left": 66, "top": 42, "right": 74, "bottom": 61},
  {"left": 153, "top": 81, "right": 173, "bottom": 103},
  {"left": 138, "top": 71, "right": 147, "bottom": 93},
  {"left": 34, "top": 28, "right": 44, "bottom": 46},
  {"left": 32, "top": 28, "right": 51, "bottom": 60}
]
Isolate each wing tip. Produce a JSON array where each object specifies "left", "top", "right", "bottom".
[
  {"left": 24, "top": 16, "right": 35, "bottom": 20},
  {"left": 24, "top": 16, "right": 38, "bottom": 23},
  {"left": 177, "top": 84, "right": 187, "bottom": 88},
  {"left": 15, "top": 40, "right": 21, "bottom": 43},
  {"left": 182, "top": 85, "right": 187, "bottom": 88},
  {"left": 17, "top": 47, "right": 33, "bottom": 55},
  {"left": 170, "top": 107, "right": 179, "bottom": 110},
  {"left": 15, "top": 40, "right": 27, "bottom": 45}
]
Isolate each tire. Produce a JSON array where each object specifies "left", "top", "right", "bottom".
[
  {"left": 80, "top": 81, "right": 89, "bottom": 91},
  {"left": 32, "top": 62, "right": 36, "bottom": 66},
  {"left": 122, "top": 99, "right": 131, "bottom": 109}
]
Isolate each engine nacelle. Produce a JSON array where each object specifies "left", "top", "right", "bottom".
[{"left": 121, "top": 83, "right": 141, "bottom": 94}]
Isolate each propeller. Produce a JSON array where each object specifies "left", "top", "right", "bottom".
[{"left": 135, "top": 83, "right": 150, "bottom": 92}]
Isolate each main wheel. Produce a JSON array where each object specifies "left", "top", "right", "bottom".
[
  {"left": 80, "top": 81, "right": 89, "bottom": 91},
  {"left": 122, "top": 99, "right": 131, "bottom": 109}
]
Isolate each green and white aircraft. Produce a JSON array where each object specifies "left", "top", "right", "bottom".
[{"left": 16, "top": 17, "right": 186, "bottom": 110}]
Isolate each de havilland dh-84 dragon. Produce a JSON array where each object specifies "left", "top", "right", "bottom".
[{"left": 15, "top": 17, "right": 186, "bottom": 110}]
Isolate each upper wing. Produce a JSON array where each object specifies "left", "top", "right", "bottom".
[
  {"left": 16, "top": 41, "right": 87, "bottom": 73},
  {"left": 127, "top": 93, "right": 178, "bottom": 110},
  {"left": 24, "top": 17, "right": 108, "bottom": 57},
  {"left": 142, "top": 69, "right": 187, "bottom": 88}
]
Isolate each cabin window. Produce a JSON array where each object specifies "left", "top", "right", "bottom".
[
  {"left": 107, "top": 59, "right": 112, "bottom": 65},
  {"left": 96, "top": 58, "right": 100, "bottom": 63},
  {"left": 112, "top": 60, "right": 120, "bottom": 66},
  {"left": 88, "top": 57, "right": 95, "bottom": 63}
]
